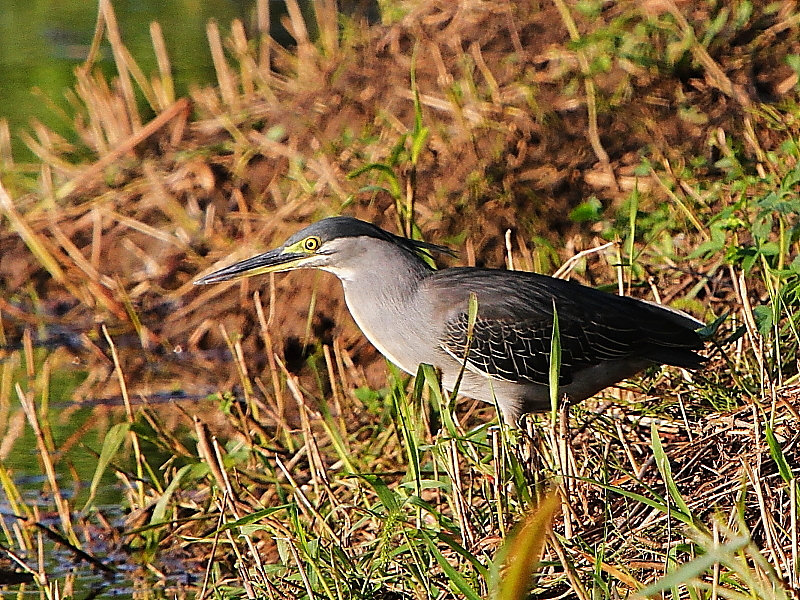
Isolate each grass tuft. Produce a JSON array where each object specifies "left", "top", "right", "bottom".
[{"left": 0, "top": 0, "right": 798, "bottom": 597}]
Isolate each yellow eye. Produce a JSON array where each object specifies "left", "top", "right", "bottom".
[{"left": 303, "top": 236, "right": 320, "bottom": 252}]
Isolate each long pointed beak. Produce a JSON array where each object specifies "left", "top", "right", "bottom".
[{"left": 194, "top": 248, "right": 308, "bottom": 285}]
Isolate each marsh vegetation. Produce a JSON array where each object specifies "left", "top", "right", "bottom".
[{"left": 0, "top": 1, "right": 798, "bottom": 598}]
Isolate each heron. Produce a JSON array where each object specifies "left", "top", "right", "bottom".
[{"left": 195, "top": 216, "right": 706, "bottom": 422}]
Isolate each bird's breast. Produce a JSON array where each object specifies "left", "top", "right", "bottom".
[{"left": 341, "top": 282, "right": 439, "bottom": 376}]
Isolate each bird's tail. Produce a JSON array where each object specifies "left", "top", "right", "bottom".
[{"left": 638, "top": 300, "right": 711, "bottom": 369}]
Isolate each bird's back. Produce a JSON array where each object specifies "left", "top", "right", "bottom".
[{"left": 424, "top": 267, "right": 706, "bottom": 388}]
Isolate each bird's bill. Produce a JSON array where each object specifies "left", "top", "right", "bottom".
[{"left": 194, "top": 248, "right": 309, "bottom": 285}]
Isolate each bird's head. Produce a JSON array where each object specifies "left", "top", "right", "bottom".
[{"left": 194, "top": 216, "right": 453, "bottom": 285}]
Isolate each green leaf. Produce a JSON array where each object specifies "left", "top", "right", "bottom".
[
  {"left": 82, "top": 421, "right": 130, "bottom": 513},
  {"left": 347, "top": 162, "right": 402, "bottom": 199},
  {"left": 357, "top": 184, "right": 394, "bottom": 196},
  {"left": 751, "top": 213, "right": 773, "bottom": 240},
  {"left": 752, "top": 304, "right": 773, "bottom": 337},
  {"left": 701, "top": 7, "right": 729, "bottom": 46},
  {"left": 785, "top": 54, "right": 800, "bottom": 79},
  {"left": 696, "top": 313, "right": 726, "bottom": 338},
  {"left": 568, "top": 197, "right": 603, "bottom": 222}
]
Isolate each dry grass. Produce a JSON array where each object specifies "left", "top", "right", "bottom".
[{"left": 0, "top": 0, "right": 798, "bottom": 598}]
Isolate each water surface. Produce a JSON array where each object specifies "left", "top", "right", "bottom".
[{"left": 0, "top": 0, "right": 256, "bottom": 160}]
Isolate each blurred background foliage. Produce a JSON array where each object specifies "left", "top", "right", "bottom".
[{"left": 0, "top": 0, "right": 257, "bottom": 160}]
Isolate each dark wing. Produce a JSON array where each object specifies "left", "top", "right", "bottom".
[
  {"left": 440, "top": 300, "right": 641, "bottom": 387},
  {"left": 430, "top": 268, "right": 705, "bottom": 387}
]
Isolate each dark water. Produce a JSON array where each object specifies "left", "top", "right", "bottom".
[
  {"left": 0, "top": 0, "right": 256, "bottom": 161},
  {"left": 0, "top": 367, "right": 204, "bottom": 598},
  {"left": 0, "top": 4, "right": 257, "bottom": 591}
]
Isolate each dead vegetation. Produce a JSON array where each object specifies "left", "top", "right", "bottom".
[{"left": 0, "top": 0, "right": 799, "bottom": 597}]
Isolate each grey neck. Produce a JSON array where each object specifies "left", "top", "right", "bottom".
[
  {"left": 338, "top": 241, "right": 432, "bottom": 305},
  {"left": 324, "top": 238, "right": 435, "bottom": 372}
]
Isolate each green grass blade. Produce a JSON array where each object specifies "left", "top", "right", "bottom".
[
  {"left": 578, "top": 476, "right": 694, "bottom": 526},
  {"left": 449, "top": 292, "right": 479, "bottom": 406},
  {"left": 316, "top": 402, "right": 357, "bottom": 474},
  {"left": 359, "top": 473, "right": 402, "bottom": 515},
  {"left": 433, "top": 530, "right": 490, "bottom": 579},
  {"left": 650, "top": 423, "right": 696, "bottom": 526},
  {"left": 151, "top": 463, "right": 192, "bottom": 524},
  {"left": 391, "top": 380, "right": 422, "bottom": 499},
  {"left": 637, "top": 536, "right": 750, "bottom": 598},
  {"left": 217, "top": 505, "right": 293, "bottom": 532},
  {"left": 420, "top": 363, "right": 459, "bottom": 437},
  {"left": 627, "top": 185, "right": 638, "bottom": 283},
  {"left": 549, "top": 302, "right": 561, "bottom": 423},
  {"left": 416, "top": 529, "right": 483, "bottom": 600},
  {"left": 82, "top": 421, "right": 130, "bottom": 513},
  {"left": 764, "top": 420, "right": 793, "bottom": 485}
]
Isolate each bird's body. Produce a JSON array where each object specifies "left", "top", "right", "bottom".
[{"left": 196, "top": 217, "right": 706, "bottom": 422}]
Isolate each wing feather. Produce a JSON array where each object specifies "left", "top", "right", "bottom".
[{"left": 430, "top": 267, "right": 705, "bottom": 386}]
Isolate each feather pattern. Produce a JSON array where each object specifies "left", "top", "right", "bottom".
[{"left": 430, "top": 268, "right": 705, "bottom": 387}]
